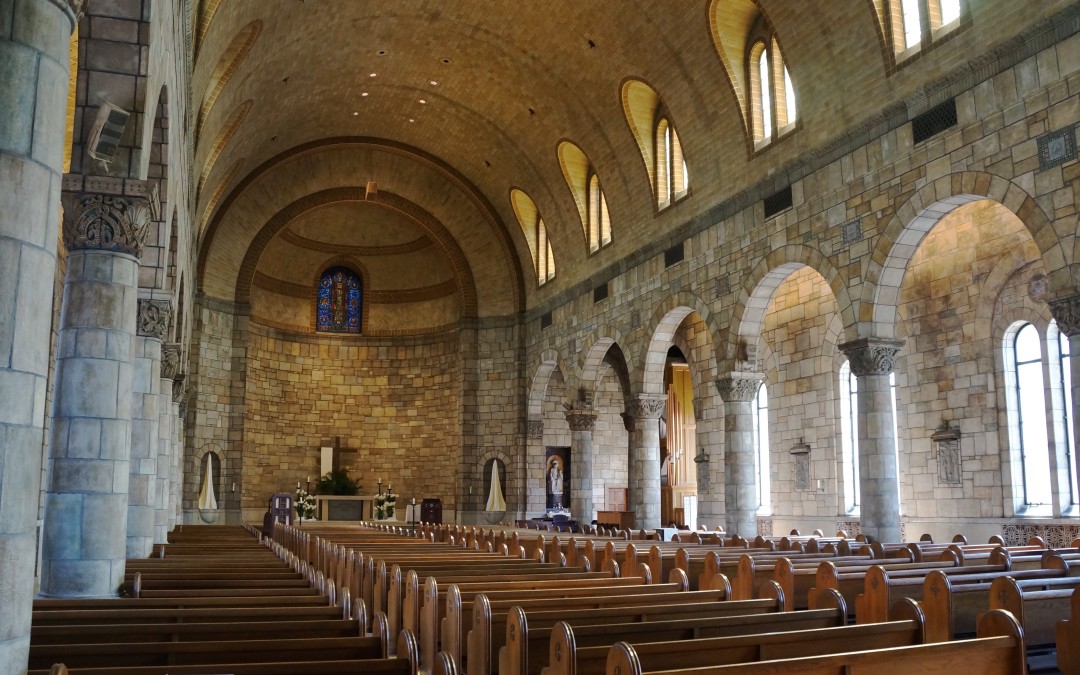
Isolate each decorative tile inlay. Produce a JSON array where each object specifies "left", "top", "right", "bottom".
[
  {"left": 1037, "top": 124, "right": 1077, "bottom": 170},
  {"left": 841, "top": 220, "right": 862, "bottom": 246}
]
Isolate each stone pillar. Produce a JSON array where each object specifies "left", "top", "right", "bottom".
[
  {"left": 525, "top": 420, "right": 545, "bottom": 517},
  {"left": 169, "top": 379, "right": 184, "bottom": 530},
  {"left": 126, "top": 300, "right": 170, "bottom": 557},
  {"left": 563, "top": 405, "right": 598, "bottom": 527},
  {"left": 0, "top": 0, "right": 83, "bottom": 667},
  {"left": 622, "top": 395, "right": 666, "bottom": 530},
  {"left": 1049, "top": 294, "right": 1080, "bottom": 505},
  {"left": 716, "top": 372, "right": 764, "bottom": 537},
  {"left": 839, "top": 338, "right": 904, "bottom": 543},
  {"left": 155, "top": 344, "right": 179, "bottom": 543},
  {"left": 41, "top": 183, "right": 156, "bottom": 598}
]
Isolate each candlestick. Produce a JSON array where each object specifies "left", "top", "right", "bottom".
[{"left": 296, "top": 481, "right": 300, "bottom": 490}]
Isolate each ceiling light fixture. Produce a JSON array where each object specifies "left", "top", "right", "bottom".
[
  {"left": 429, "top": 80, "right": 439, "bottom": 86},
  {"left": 369, "top": 73, "right": 377, "bottom": 78},
  {"left": 352, "top": 111, "right": 359, "bottom": 116},
  {"left": 418, "top": 99, "right": 427, "bottom": 104},
  {"left": 361, "top": 92, "right": 369, "bottom": 97},
  {"left": 408, "top": 118, "right": 415, "bottom": 123}
]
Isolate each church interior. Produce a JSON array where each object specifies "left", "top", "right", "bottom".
[{"left": 4, "top": 0, "right": 1080, "bottom": 672}]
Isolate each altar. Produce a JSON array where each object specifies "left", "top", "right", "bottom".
[{"left": 315, "top": 495, "right": 375, "bottom": 521}]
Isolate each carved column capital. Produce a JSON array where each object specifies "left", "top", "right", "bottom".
[
  {"left": 839, "top": 338, "right": 904, "bottom": 376},
  {"left": 562, "top": 404, "right": 598, "bottom": 432},
  {"left": 526, "top": 420, "right": 544, "bottom": 439},
  {"left": 715, "top": 372, "right": 764, "bottom": 402},
  {"left": 61, "top": 189, "right": 157, "bottom": 257},
  {"left": 1049, "top": 294, "right": 1080, "bottom": 337},
  {"left": 161, "top": 343, "right": 182, "bottom": 380},
  {"left": 136, "top": 299, "right": 172, "bottom": 341},
  {"left": 623, "top": 394, "right": 668, "bottom": 421},
  {"left": 171, "top": 375, "right": 187, "bottom": 404},
  {"left": 45, "top": 0, "right": 85, "bottom": 28}
]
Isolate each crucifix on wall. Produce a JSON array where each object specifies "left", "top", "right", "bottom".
[{"left": 320, "top": 436, "right": 360, "bottom": 476}]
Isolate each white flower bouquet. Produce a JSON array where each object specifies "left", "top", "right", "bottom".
[
  {"left": 374, "top": 486, "right": 397, "bottom": 519},
  {"left": 295, "top": 487, "right": 316, "bottom": 521}
]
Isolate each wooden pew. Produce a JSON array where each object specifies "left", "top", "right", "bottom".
[
  {"left": 411, "top": 570, "right": 647, "bottom": 672},
  {"left": 470, "top": 586, "right": 772, "bottom": 675},
  {"left": 604, "top": 608, "right": 1027, "bottom": 675},
  {"left": 987, "top": 574, "right": 1080, "bottom": 648},
  {"left": 1056, "top": 587, "right": 1080, "bottom": 674},
  {"left": 532, "top": 585, "right": 838, "bottom": 675},
  {"left": 33, "top": 631, "right": 419, "bottom": 675}
]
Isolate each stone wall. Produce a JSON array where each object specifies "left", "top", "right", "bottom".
[{"left": 240, "top": 322, "right": 462, "bottom": 516}]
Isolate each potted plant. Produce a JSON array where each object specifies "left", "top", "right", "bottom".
[{"left": 316, "top": 469, "right": 360, "bottom": 496}]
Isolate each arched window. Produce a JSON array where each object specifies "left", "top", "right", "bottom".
[
  {"left": 587, "top": 172, "right": 611, "bottom": 252},
  {"left": 510, "top": 189, "right": 556, "bottom": 286},
  {"left": 839, "top": 360, "right": 859, "bottom": 514},
  {"left": 620, "top": 80, "right": 688, "bottom": 208},
  {"left": 1006, "top": 323, "right": 1052, "bottom": 508},
  {"left": 557, "top": 141, "right": 613, "bottom": 255},
  {"left": 317, "top": 267, "right": 362, "bottom": 333},
  {"left": 655, "top": 116, "right": 687, "bottom": 207},
  {"left": 752, "top": 383, "right": 771, "bottom": 514},
  {"left": 747, "top": 32, "right": 796, "bottom": 146}
]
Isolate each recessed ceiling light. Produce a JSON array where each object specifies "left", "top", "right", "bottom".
[
  {"left": 440, "top": 57, "right": 451, "bottom": 64},
  {"left": 418, "top": 99, "right": 427, "bottom": 104},
  {"left": 376, "top": 49, "right": 388, "bottom": 56},
  {"left": 429, "top": 80, "right": 439, "bottom": 86},
  {"left": 352, "top": 111, "right": 359, "bottom": 116},
  {"left": 369, "top": 73, "right": 377, "bottom": 78},
  {"left": 361, "top": 92, "right": 369, "bottom": 97},
  {"left": 408, "top": 118, "right": 415, "bottom": 123}
]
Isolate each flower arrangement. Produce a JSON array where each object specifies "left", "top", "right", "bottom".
[
  {"left": 295, "top": 487, "right": 316, "bottom": 522},
  {"left": 374, "top": 486, "right": 397, "bottom": 520}
]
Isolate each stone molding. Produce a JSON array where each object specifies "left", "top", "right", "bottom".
[
  {"left": 526, "top": 420, "right": 544, "bottom": 439},
  {"left": 61, "top": 192, "right": 156, "bottom": 257},
  {"left": 137, "top": 300, "right": 173, "bottom": 341},
  {"left": 839, "top": 338, "right": 905, "bottom": 376},
  {"left": 623, "top": 394, "right": 668, "bottom": 420},
  {"left": 715, "top": 372, "right": 764, "bottom": 402},
  {"left": 44, "top": 0, "right": 85, "bottom": 28},
  {"left": 1048, "top": 294, "right": 1080, "bottom": 337},
  {"left": 562, "top": 405, "right": 598, "bottom": 432},
  {"left": 161, "top": 344, "right": 182, "bottom": 380}
]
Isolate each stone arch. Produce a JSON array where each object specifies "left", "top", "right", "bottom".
[
  {"left": 727, "top": 244, "right": 853, "bottom": 367},
  {"left": 527, "top": 348, "right": 567, "bottom": 419},
  {"left": 191, "top": 442, "right": 227, "bottom": 512},
  {"left": 578, "top": 325, "right": 633, "bottom": 398},
  {"left": 232, "top": 188, "right": 478, "bottom": 316},
  {"left": 865, "top": 171, "right": 1058, "bottom": 339},
  {"left": 476, "top": 447, "right": 513, "bottom": 519},
  {"left": 973, "top": 236, "right": 1042, "bottom": 343},
  {"left": 637, "top": 291, "right": 720, "bottom": 397}
]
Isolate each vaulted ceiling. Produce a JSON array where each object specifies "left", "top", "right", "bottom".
[{"left": 192, "top": 0, "right": 1067, "bottom": 324}]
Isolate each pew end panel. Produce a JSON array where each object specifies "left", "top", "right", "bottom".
[{"left": 1056, "top": 587, "right": 1080, "bottom": 674}]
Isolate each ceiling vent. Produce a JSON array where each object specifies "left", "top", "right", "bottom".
[{"left": 87, "top": 102, "right": 130, "bottom": 165}]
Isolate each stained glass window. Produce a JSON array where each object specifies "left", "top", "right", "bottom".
[{"left": 317, "top": 267, "right": 362, "bottom": 333}]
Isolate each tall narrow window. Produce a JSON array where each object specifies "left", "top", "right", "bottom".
[
  {"left": 317, "top": 267, "right": 362, "bottom": 333},
  {"left": 758, "top": 49, "right": 772, "bottom": 141},
  {"left": 587, "top": 172, "right": 611, "bottom": 252},
  {"left": 839, "top": 360, "right": 859, "bottom": 513},
  {"left": 1059, "top": 329, "right": 1078, "bottom": 506},
  {"left": 536, "top": 217, "right": 555, "bottom": 284},
  {"left": 1011, "top": 323, "right": 1051, "bottom": 506},
  {"left": 901, "top": 0, "right": 922, "bottom": 48},
  {"left": 783, "top": 66, "right": 796, "bottom": 124},
  {"left": 939, "top": 0, "right": 960, "bottom": 25},
  {"left": 655, "top": 118, "right": 671, "bottom": 205},
  {"left": 753, "top": 384, "right": 771, "bottom": 514}
]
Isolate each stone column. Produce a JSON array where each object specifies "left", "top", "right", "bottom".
[
  {"left": 716, "top": 372, "right": 764, "bottom": 537},
  {"left": 622, "top": 395, "right": 666, "bottom": 530},
  {"left": 1049, "top": 294, "right": 1080, "bottom": 505},
  {"left": 155, "top": 344, "right": 179, "bottom": 544},
  {"left": 126, "top": 300, "right": 170, "bottom": 557},
  {"left": 525, "top": 420, "right": 545, "bottom": 516},
  {"left": 169, "top": 378, "right": 185, "bottom": 530},
  {"left": 839, "top": 338, "right": 904, "bottom": 543},
  {"left": 563, "top": 405, "right": 598, "bottom": 527},
  {"left": 0, "top": 0, "right": 83, "bottom": 667},
  {"left": 41, "top": 184, "right": 155, "bottom": 598}
]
